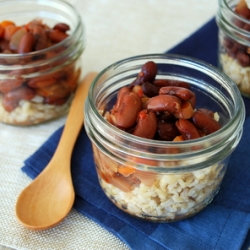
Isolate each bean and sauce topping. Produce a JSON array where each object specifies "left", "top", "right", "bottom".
[
  {"left": 0, "top": 19, "right": 80, "bottom": 113},
  {"left": 104, "top": 61, "right": 221, "bottom": 141},
  {"left": 0, "top": 19, "right": 69, "bottom": 54}
]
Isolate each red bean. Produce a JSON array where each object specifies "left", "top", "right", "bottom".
[
  {"left": 130, "top": 61, "right": 158, "bottom": 86},
  {"left": 159, "top": 86, "right": 194, "bottom": 101},
  {"left": 9, "top": 28, "right": 27, "bottom": 51},
  {"left": 32, "top": 25, "right": 48, "bottom": 51},
  {"left": 192, "top": 110, "right": 221, "bottom": 135},
  {"left": 18, "top": 32, "right": 36, "bottom": 53},
  {"left": 146, "top": 95, "right": 181, "bottom": 113},
  {"left": 157, "top": 120, "right": 179, "bottom": 141},
  {"left": 3, "top": 86, "right": 35, "bottom": 112},
  {"left": 0, "top": 78, "right": 24, "bottom": 93},
  {"left": 49, "top": 29, "right": 68, "bottom": 43},
  {"left": 132, "top": 109, "right": 157, "bottom": 139},
  {"left": 142, "top": 81, "right": 159, "bottom": 97},
  {"left": 176, "top": 119, "right": 200, "bottom": 140},
  {"left": 35, "top": 80, "right": 71, "bottom": 99},
  {"left": 53, "top": 23, "right": 70, "bottom": 32},
  {"left": 111, "top": 87, "right": 142, "bottom": 129}
]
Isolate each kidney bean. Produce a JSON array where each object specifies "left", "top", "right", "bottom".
[
  {"left": 0, "top": 78, "right": 24, "bottom": 93},
  {"left": 157, "top": 120, "right": 179, "bottom": 141},
  {"left": 146, "top": 94, "right": 181, "bottom": 113},
  {"left": 114, "top": 87, "right": 131, "bottom": 108},
  {"left": 142, "top": 81, "right": 159, "bottom": 97},
  {"left": 32, "top": 25, "right": 48, "bottom": 51},
  {"left": 132, "top": 109, "right": 157, "bottom": 139},
  {"left": 130, "top": 61, "right": 158, "bottom": 86},
  {"left": 35, "top": 80, "right": 71, "bottom": 99},
  {"left": 153, "top": 79, "right": 191, "bottom": 89},
  {"left": 159, "top": 86, "right": 194, "bottom": 101},
  {"left": 18, "top": 32, "right": 36, "bottom": 53},
  {"left": 27, "top": 75, "right": 57, "bottom": 89},
  {"left": 157, "top": 111, "right": 175, "bottom": 121},
  {"left": 9, "top": 27, "right": 27, "bottom": 51},
  {"left": 48, "top": 29, "right": 68, "bottom": 43},
  {"left": 3, "top": 86, "right": 35, "bottom": 112},
  {"left": 176, "top": 119, "right": 200, "bottom": 140},
  {"left": 111, "top": 87, "right": 142, "bottom": 129},
  {"left": 53, "top": 23, "right": 70, "bottom": 32},
  {"left": 27, "top": 70, "right": 65, "bottom": 89},
  {"left": 192, "top": 110, "right": 221, "bottom": 135}
]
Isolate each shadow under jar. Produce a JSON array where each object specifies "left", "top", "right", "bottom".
[
  {"left": 217, "top": 0, "right": 250, "bottom": 98},
  {"left": 0, "top": 0, "right": 85, "bottom": 125},
  {"left": 84, "top": 54, "right": 245, "bottom": 222}
]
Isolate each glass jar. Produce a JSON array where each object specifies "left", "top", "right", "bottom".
[
  {"left": 84, "top": 54, "right": 245, "bottom": 222},
  {"left": 216, "top": 0, "right": 250, "bottom": 98},
  {"left": 0, "top": 0, "right": 85, "bottom": 125}
]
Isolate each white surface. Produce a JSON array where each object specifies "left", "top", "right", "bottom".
[{"left": 0, "top": 0, "right": 218, "bottom": 249}]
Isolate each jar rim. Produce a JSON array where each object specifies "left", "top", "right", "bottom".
[{"left": 88, "top": 53, "right": 245, "bottom": 147}]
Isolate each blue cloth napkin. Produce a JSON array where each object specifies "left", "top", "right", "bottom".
[{"left": 22, "top": 18, "right": 250, "bottom": 250}]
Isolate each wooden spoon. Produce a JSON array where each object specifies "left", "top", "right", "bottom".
[{"left": 15, "top": 72, "right": 97, "bottom": 230}]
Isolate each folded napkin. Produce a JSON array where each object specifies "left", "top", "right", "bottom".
[{"left": 22, "top": 18, "right": 250, "bottom": 250}]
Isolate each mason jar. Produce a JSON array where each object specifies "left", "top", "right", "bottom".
[
  {"left": 84, "top": 54, "right": 245, "bottom": 222},
  {"left": 0, "top": 0, "right": 85, "bottom": 125},
  {"left": 216, "top": 0, "right": 250, "bottom": 97}
]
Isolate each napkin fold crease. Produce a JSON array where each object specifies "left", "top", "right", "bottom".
[{"left": 22, "top": 18, "right": 250, "bottom": 250}]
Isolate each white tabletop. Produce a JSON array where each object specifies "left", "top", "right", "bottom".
[{"left": 0, "top": 1, "right": 218, "bottom": 249}]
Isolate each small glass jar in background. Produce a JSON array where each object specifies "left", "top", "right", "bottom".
[
  {"left": 84, "top": 54, "right": 245, "bottom": 222},
  {"left": 216, "top": 0, "right": 250, "bottom": 98},
  {"left": 0, "top": 0, "right": 85, "bottom": 125}
]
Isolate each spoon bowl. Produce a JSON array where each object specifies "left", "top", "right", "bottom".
[{"left": 15, "top": 72, "right": 97, "bottom": 230}]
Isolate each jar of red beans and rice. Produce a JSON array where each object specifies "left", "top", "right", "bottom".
[
  {"left": 0, "top": 0, "right": 85, "bottom": 125},
  {"left": 217, "top": 0, "right": 250, "bottom": 97},
  {"left": 84, "top": 54, "right": 245, "bottom": 222}
]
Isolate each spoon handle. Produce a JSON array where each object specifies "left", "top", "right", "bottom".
[{"left": 54, "top": 72, "right": 97, "bottom": 159}]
